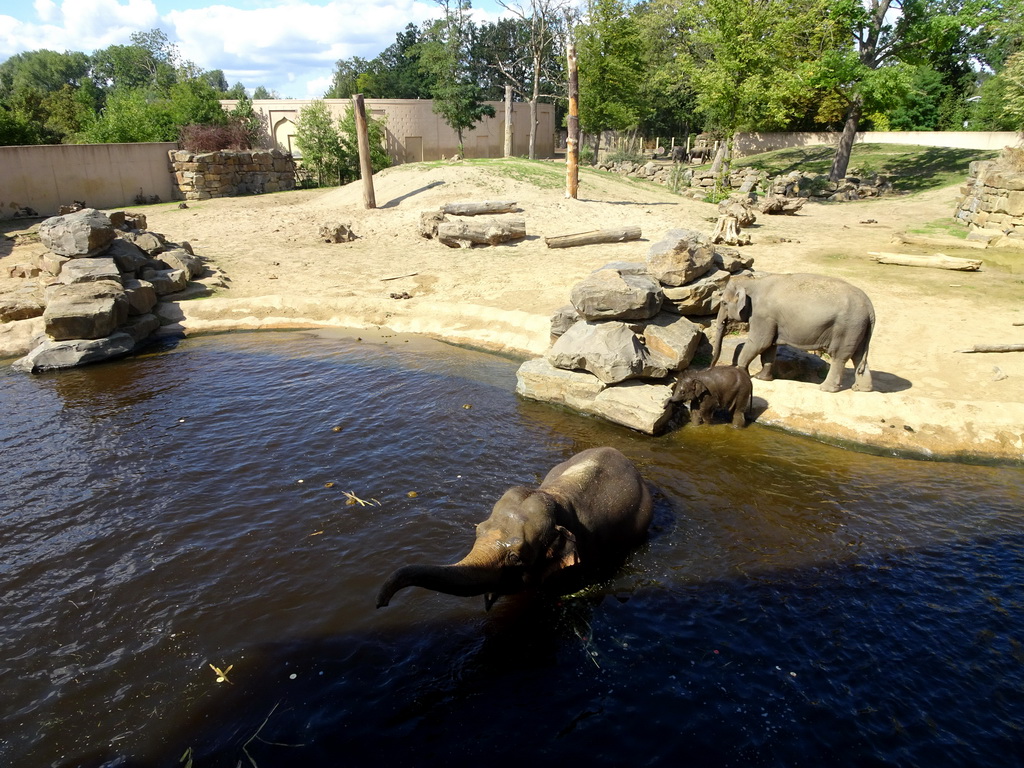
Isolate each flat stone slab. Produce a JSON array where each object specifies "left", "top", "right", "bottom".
[{"left": 12, "top": 332, "right": 135, "bottom": 373}]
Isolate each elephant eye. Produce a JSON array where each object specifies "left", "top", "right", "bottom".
[{"left": 506, "top": 551, "right": 522, "bottom": 567}]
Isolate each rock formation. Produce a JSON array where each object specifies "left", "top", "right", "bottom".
[
  {"left": 2, "top": 207, "right": 222, "bottom": 372},
  {"left": 515, "top": 229, "right": 754, "bottom": 434}
]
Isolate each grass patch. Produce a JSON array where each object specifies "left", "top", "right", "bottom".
[
  {"left": 422, "top": 157, "right": 567, "bottom": 190},
  {"left": 907, "top": 218, "right": 970, "bottom": 239},
  {"left": 734, "top": 143, "right": 997, "bottom": 193}
]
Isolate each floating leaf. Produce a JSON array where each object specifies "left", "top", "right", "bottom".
[
  {"left": 407, "top": 491, "right": 418, "bottom": 498},
  {"left": 342, "top": 491, "right": 382, "bottom": 507},
  {"left": 324, "top": 482, "right": 335, "bottom": 488},
  {"left": 331, "top": 426, "right": 343, "bottom": 432}
]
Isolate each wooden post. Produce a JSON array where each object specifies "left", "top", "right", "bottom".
[
  {"left": 504, "top": 85, "right": 513, "bottom": 158},
  {"left": 565, "top": 37, "right": 579, "bottom": 199},
  {"left": 352, "top": 94, "right": 376, "bottom": 210}
]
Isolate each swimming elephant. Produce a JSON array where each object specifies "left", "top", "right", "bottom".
[
  {"left": 376, "top": 447, "right": 653, "bottom": 610},
  {"left": 710, "top": 273, "right": 875, "bottom": 393},
  {"left": 672, "top": 365, "right": 752, "bottom": 427}
]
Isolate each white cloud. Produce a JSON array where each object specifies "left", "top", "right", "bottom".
[{"left": 33, "top": 0, "right": 59, "bottom": 24}]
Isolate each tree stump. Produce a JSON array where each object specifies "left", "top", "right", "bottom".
[
  {"left": 710, "top": 214, "right": 750, "bottom": 246},
  {"left": 419, "top": 210, "right": 447, "bottom": 239}
]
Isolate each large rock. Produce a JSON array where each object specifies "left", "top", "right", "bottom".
[
  {"left": 514, "top": 359, "right": 673, "bottom": 435},
  {"left": 646, "top": 229, "right": 715, "bottom": 287},
  {"left": 550, "top": 304, "right": 580, "bottom": 338},
  {"left": 37, "top": 208, "right": 115, "bottom": 258},
  {"left": 713, "top": 246, "right": 754, "bottom": 273},
  {"left": 0, "top": 316, "right": 45, "bottom": 358},
  {"left": 43, "top": 281, "right": 128, "bottom": 341},
  {"left": 641, "top": 313, "right": 703, "bottom": 370},
  {"left": 145, "top": 268, "right": 189, "bottom": 296},
  {"left": 515, "top": 358, "right": 607, "bottom": 410},
  {"left": 570, "top": 269, "right": 663, "bottom": 321},
  {"left": 121, "top": 312, "right": 161, "bottom": 344},
  {"left": 0, "top": 286, "right": 46, "bottom": 322},
  {"left": 159, "top": 247, "right": 204, "bottom": 280},
  {"left": 122, "top": 278, "right": 158, "bottom": 315},
  {"left": 12, "top": 332, "right": 135, "bottom": 373},
  {"left": 107, "top": 238, "right": 152, "bottom": 274},
  {"left": 589, "top": 380, "right": 674, "bottom": 435},
  {"left": 37, "top": 252, "right": 70, "bottom": 276},
  {"left": 547, "top": 321, "right": 667, "bottom": 384},
  {"left": 59, "top": 257, "right": 120, "bottom": 285},
  {"left": 662, "top": 268, "right": 731, "bottom": 315}
]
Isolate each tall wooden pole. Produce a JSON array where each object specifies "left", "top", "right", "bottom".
[
  {"left": 352, "top": 94, "right": 376, "bottom": 209},
  {"left": 565, "top": 37, "right": 579, "bottom": 200},
  {"left": 504, "top": 85, "right": 513, "bottom": 158}
]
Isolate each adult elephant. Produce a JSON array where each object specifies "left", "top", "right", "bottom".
[
  {"left": 710, "top": 273, "right": 875, "bottom": 393},
  {"left": 376, "top": 447, "right": 653, "bottom": 610}
]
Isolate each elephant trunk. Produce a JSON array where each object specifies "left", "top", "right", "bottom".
[
  {"left": 376, "top": 563, "right": 502, "bottom": 608},
  {"left": 709, "top": 304, "right": 728, "bottom": 367}
]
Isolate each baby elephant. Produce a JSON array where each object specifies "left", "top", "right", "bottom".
[{"left": 671, "top": 365, "right": 753, "bottom": 427}]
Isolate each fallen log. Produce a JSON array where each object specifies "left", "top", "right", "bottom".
[
  {"left": 545, "top": 226, "right": 641, "bottom": 249},
  {"left": 956, "top": 344, "right": 1024, "bottom": 353},
  {"left": 437, "top": 216, "right": 526, "bottom": 248},
  {"left": 441, "top": 200, "right": 519, "bottom": 216},
  {"left": 891, "top": 232, "right": 988, "bottom": 250},
  {"left": 869, "top": 251, "right": 983, "bottom": 271}
]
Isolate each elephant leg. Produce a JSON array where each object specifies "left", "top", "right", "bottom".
[
  {"left": 753, "top": 344, "right": 778, "bottom": 381},
  {"left": 730, "top": 405, "right": 747, "bottom": 428},
  {"left": 820, "top": 356, "right": 847, "bottom": 392},
  {"left": 851, "top": 346, "right": 873, "bottom": 392}
]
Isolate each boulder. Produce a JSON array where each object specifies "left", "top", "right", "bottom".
[
  {"left": 646, "top": 230, "right": 715, "bottom": 287},
  {"left": 7, "top": 264, "right": 40, "bottom": 278},
  {"left": 515, "top": 358, "right": 607, "bottom": 411},
  {"left": 122, "top": 278, "right": 158, "bottom": 315},
  {"left": 0, "top": 286, "right": 46, "bottom": 322},
  {"left": 128, "top": 231, "right": 167, "bottom": 255},
  {"left": 59, "top": 257, "right": 120, "bottom": 285},
  {"left": 107, "top": 238, "right": 151, "bottom": 274},
  {"left": 588, "top": 380, "right": 674, "bottom": 435},
  {"left": 641, "top": 313, "right": 703, "bottom": 370},
  {"left": 570, "top": 269, "right": 663, "bottom": 321},
  {"left": 713, "top": 246, "right": 754, "bottom": 273},
  {"left": 37, "top": 208, "right": 115, "bottom": 257},
  {"left": 12, "top": 332, "right": 136, "bottom": 373},
  {"left": 43, "top": 281, "right": 128, "bottom": 341},
  {"left": 662, "top": 269, "right": 730, "bottom": 315},
  {"left": 547, "top": 321, "right": 666, "bottom": 384},
  {"left": 159, "top": 247, "right": 205, "bottom": 280},
  {"left": 319, "top": 222, "right": 357, "bottom": 243},
  {"left": 146, "top": 269, "right": 189, "bottom": 296},
  {"left": 121, "top": 312, "right": 161, "bottom": 344},
  {"left": 0, "top": 316, "right": 45, "bottom": 358},
  {"left": 550, "top": 304, "right": 580, "bottom": 338},
  {"left": 37, "top": 252, "right": 70, "bottom": 276}
]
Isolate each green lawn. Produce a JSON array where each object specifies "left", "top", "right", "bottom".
[{"left": 733, "top": 143, "right": 998, "bottom": 193}]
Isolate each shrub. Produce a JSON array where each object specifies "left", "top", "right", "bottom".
[{"left": 178, "top": 122, "right": 251, "bottom": 152}]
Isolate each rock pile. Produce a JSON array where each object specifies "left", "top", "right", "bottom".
[
  {"left": 515, "top": 229, "right": 754, "bottom": 434},
  {"left": 168, "top": 149, "right": 296, "bottom": 201},
  {"left": 3, "top": 208, "right": 211, "bottom": 373},
  {"left": 954, "top": 149, "right": 1024, "bottom": 246}
]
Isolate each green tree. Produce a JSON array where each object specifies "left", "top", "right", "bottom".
[
  {"left": 576, "top": 0, "right": 646, "bottom": 158},
  {"left": 1001, "top": 51, "right": 1024, "bottom": 128},
  {"left": 418, "top": 0, "right": 495, "bottom": 153},
  {"left": 78, "top": 87, "right": 174, "bottom": 143},
  {"left": 0, "top": 104, "right": 42, "bottom": 145},
  {"left": 325, "top": 57, "right": 371, "bottom": 99},
  {"left": 252, "top": 86, "right": 279, "bottom": 99},
  {"left": 228, "top": 93, "right": 265, "bottom": 147},
  {"left": 337, "top": 108, "right": 391, "bottom": 180},
  {"left": 293, "top": 100, "right": 346, "bottom": 184}
]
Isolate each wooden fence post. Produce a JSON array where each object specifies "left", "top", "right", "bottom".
[
  {"left": 566, "top": 38, "right": 579, "bottom": 199},
  {"left": 352, "top": 94, "right": 376, "bottom": 210}
]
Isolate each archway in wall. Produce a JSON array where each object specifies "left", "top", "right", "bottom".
[{"left": 273, "top": 117, "right": 299, "bottom": 157}]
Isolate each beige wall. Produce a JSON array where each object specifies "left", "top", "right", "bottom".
[
  {"left": 225, "top": 98, "right": 556, "bottom": 163},
  {"left": 734, "top": 131, "right": 1024, "bottom": 157},
  {"left": 0, "top": 142, "right": 176, "bottom": 221}
]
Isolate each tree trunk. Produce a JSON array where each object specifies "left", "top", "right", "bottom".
[
  {"left": 504, "top": 85, "right": 513, "bottom": 158},
  {"left": 565, "top": 37, "right": 579, "bottom": 199},
  {"left": 441, "top": 200, "right": 519, "bottom": 216},
  {"left": 868, "top": 252, "right": 983, "bottom": 271},
  {"left": 545, "top": 226, "right": 641, "bottom": 248},
  {"left": 829, "top": 94, "right": 863, "bottom": 182},
  {"left": 437, "top": 217, "right": 527, "bottom": 248},
  {"left": 351, "top": 94, "right": 376, "bottom": 209}
]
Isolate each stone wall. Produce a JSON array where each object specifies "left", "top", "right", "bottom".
[
  {"left": 955, "top": 153, "right": 1024, "bottom": 240},
  {"left": 168, "top": 149, "right": 296, "bottom": 201}
]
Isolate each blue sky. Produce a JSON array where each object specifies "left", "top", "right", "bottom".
[{"left": 0, "top": 0, "right": 510, "bottom": 98}]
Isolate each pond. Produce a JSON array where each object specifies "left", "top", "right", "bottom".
[{"left": 2, "top": 330, "right": 1022, "bottom": 767}]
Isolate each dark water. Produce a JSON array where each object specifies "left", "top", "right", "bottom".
[{"left": 2, "top": 330, "right": 1023, "bottom": 768}]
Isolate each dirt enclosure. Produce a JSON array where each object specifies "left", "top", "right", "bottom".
[{"left": 4, "top": 159, "right": 1024, "bottom": 461}]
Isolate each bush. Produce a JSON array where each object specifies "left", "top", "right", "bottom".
[{"left": 178, "top": 122, "right": 251, "bottom": 152}]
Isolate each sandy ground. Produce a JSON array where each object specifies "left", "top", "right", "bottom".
[{"left": 4, "top": 159, "right": 1024, "bottom": 462}]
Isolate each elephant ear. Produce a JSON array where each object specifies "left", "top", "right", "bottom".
[
  {"left": 540, "top": 524, "right": 579, "bottom": 583},
  {"left": 731, "top": 285, "right": 749, "bottom": 320}
]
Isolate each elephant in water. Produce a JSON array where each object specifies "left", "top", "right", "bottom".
[
  {"left": 376, "top": 447, "right": 653, "bottom": 611},
  {"left": 672, "top": 365, "right": 752, "bottom": 427},
  {"left": 710, "top": 273, "right": 875, "bottom": 393}
]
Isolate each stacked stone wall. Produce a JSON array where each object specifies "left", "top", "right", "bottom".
[
  {"left": 168, "top": 149, "right": 296, "bottom": 201},
  {"left": 955, "top": 156, "right": 1024, "bottom": 237}
]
